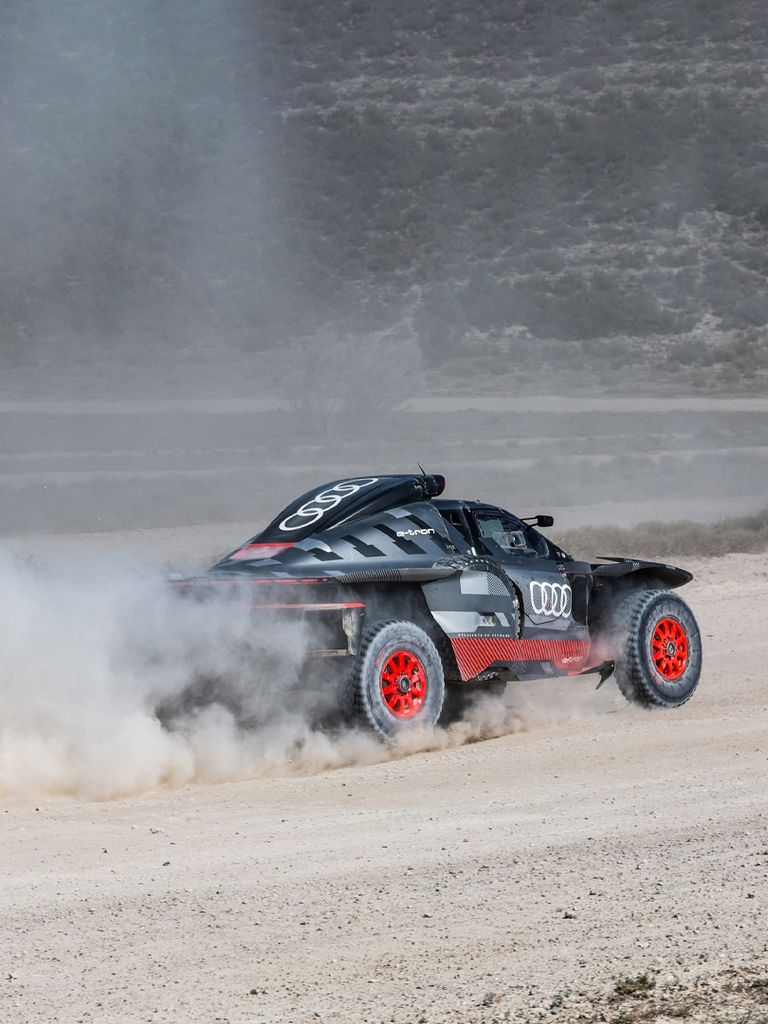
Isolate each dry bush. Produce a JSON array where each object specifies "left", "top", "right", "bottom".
[{"left": 554, "top": 506, "right": 768, "bottom": 561}]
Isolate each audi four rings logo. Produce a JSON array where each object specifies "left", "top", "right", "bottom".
[
  {"left": 529, "top": 580, "right": 572, "bottom": 617},
  {"left": 279, "top": 477, "right": 379, "bottom": 531}
]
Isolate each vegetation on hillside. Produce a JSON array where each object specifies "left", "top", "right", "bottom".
[{"left": 2, "top": 1, "right": 767, "bottom": 392}]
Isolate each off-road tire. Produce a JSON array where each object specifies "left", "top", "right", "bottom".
[
  {"left": 612, "top": 588, "right": 702, "bottom": 708},
  {"left": 343, "top": 619, "right": 445, "bottom": 739}
]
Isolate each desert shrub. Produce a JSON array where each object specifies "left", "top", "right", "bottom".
[
  {"left": 475, "top": 82, "right": 506, "bottom": 107},
  {"left": 615, "top": 974, "right": 656, "bottom": 998},
  {"left": 513, "top": 272, "right": 683, "bottom": 341},
  {"left": 554, "top": 506, "right": 768, "bottom": 561},
  {"left": 300, "top": 83, "right": 338, "bottom": 107},
  {"left": 520, "top": 250, "right": 567, "bottom": 274},
  {"left": 665, "top": 340, "right": 720, "bottom": 369}
]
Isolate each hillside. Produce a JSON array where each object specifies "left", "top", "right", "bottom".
[{"left": 1, "top": 0, "right": 767, "bottom": 393}]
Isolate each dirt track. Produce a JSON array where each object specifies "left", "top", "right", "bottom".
[{"left": 1, "top": 551, "right": 767, "bottom": 1023}]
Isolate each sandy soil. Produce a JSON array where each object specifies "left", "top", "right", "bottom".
[{"left": 1, "top": 550, "right": 767, "bottom": 1023}]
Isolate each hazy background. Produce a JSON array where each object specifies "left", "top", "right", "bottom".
[{"left": 0, "top": 0, "right": 766, "bottom": 552}]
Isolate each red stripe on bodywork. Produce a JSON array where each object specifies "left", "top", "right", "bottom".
[
  {"left": 450, "top": 637, "right": 591, "bottom": 681},
  {"left": 170, "top": 577, "right": 325, "bottom": 587},
  {"left": 246, "top": 602, "right": 364, "bottom": 610},
  {"left": 228, "top": 542, "right": 295, "bottom": 562}
]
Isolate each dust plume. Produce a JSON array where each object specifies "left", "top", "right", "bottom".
[{"left": 0, "top": 550, "right": 524, "bottom": 802}]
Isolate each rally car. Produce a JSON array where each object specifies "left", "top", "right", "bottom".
[{"left": 173, "top": 473, "right": 702, "bottom": 738}]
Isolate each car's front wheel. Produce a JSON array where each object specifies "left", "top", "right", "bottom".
[
  {"left": 612, "top": 588, "right": 702, "bottom": 708},
  {"left": 343, "top": 619, "right": 445, "bottom": 738}
]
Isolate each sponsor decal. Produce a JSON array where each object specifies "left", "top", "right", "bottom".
[
  {"left": 529, "top": 580, "right": 572, "bottom": 618},
  {"left": 396, "top": 527, "right": 435, "bottom": 537},
  {"left": 279, "top": 478, "right": 379, "bottom": 532}
]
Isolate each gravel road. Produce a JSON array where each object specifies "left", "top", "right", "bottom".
[{"left": 1, "top": 552, "right": 766, "bottom": 1023}]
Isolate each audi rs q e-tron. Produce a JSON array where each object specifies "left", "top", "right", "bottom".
[{"left": 172, "top": 474, "right": 702, "bottom": 738}]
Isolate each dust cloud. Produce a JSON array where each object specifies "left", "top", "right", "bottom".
[{"left": 0, "top": 549, "right": 524, "bottom": 801}]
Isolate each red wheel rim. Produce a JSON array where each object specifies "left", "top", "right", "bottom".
[
  {"left": 651, "top": 617, "right": 689, "bottom": 681},
  {"left": 380, "top": 649, "right": 428, "bottom": 719}
]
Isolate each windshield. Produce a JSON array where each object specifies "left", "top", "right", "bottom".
[{"left": 473, "top": 508, "right": 549, "bottom": 558}]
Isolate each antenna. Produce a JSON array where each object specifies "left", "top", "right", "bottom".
[{"left": 417, "top": 462, "right": 426, "bottom": 477}]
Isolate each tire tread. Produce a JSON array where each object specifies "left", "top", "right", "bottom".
[
  {"left": 343, "top": 619, "right": 445, "bottom": 736},
  {"left": 612, "top": 588, "right": 701, "bottom": 708}
]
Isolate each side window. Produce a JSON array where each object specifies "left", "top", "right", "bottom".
[
  {"left": 474, "top": 509, "right": 535, "bottom": 559},
  {"left": 439, "top": 509, "right": 473, "bottom": 552}
]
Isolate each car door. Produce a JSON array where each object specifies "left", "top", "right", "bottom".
[{"left": 468, "top": 506, "right": 584, "bottom": 641}]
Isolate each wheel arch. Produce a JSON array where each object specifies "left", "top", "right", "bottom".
[
  {"left": 343, "top": 617, "right": 447, "bottom": 737},
  {"left": 354, "top": 581, "right": 461, "bottom": 682},
  {"left": 589, "top": 560, "right": 692, "bottom": 635},
  {"left": 591, "top": 559, "right": 693, "bottom": 590}
]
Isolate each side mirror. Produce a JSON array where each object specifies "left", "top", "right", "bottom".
[{"left": 536, "top": 514, "right": 554, "bottom": 528}]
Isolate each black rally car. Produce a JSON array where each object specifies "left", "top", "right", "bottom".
[{"left": 174, "top": 474, "right": 702, "bottom": 737}]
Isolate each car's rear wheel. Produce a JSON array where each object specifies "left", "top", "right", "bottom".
[
  {"left": 612, "top": 589, "right": 702, "bottom": 707},
  {"left": 343, "top": 619, "right": 445, "bottom": 738}
]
